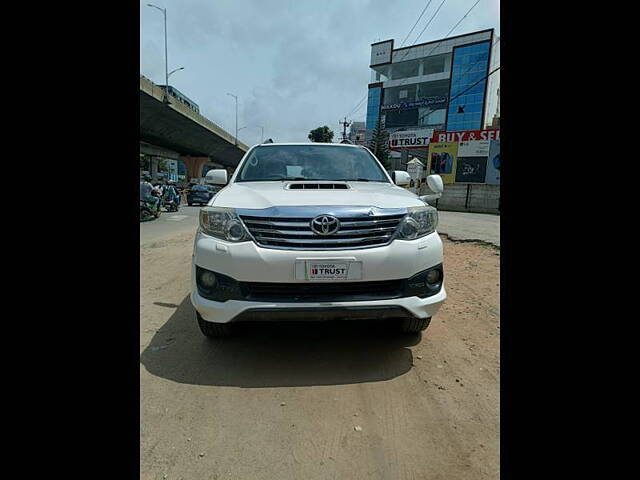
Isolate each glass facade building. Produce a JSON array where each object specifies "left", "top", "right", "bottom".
[
  {"left": 365, "top": 29, "right": 496, "bottom": 142},
  {"left": 446, "top": 41, "right": 491, "bottom": 131},
  {"left": 366, "top": 86, "right": 382, "bottom": 130}
]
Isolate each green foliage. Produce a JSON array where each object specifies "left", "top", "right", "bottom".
[
  {"left": 369, "top": 116, "right": 391, "bottom": 169},
  {"left": 308, "top": 125, "right": 334, "bottom": 143}
]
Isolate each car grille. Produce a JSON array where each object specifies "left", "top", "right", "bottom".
[
  {"left": 239, "top": 213, "right": 406, "bottom": 250},
  {"left": 239, "top": 279, "right": 404, "bottom": 302}
]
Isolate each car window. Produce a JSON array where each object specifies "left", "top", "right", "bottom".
[{"left": 236, "top": 145, "right": 389, "bottom": 182}]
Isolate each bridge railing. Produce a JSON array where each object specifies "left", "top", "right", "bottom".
[{"left": 140, "top": 76, "right": 249, "bottom": 152}]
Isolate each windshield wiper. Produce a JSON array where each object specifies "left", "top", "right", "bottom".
[{"left": 336, "top": 178, "right": 371, "bottom": 182}]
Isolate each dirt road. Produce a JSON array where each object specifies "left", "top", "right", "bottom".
[{"left": 140, "top": 232, "right": 500, "bottom": 480}]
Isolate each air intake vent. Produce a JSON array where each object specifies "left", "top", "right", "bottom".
[{"left": 286, "top": 183, "right": 349, "bottom": 190}]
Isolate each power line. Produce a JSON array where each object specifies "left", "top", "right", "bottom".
[
  {"left": 400, "top": 0, "right": 435, "bottom": 47},
  {"left": 407, "top": 0, "right": 448, "bottom": 54},
  {"left": 343, "top": 0, "right": 444, "bottom": 119},
  {"left": 346, "top": 94, "right": 368, "bottom": 118}
]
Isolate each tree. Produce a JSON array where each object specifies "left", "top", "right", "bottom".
[
  {"left": 369, "top": 116, "right": 391, "bottom": 169},
  {"left": 308, "top": 126, "right": 334, "bottom": 143}
]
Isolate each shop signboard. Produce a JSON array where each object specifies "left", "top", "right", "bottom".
[
  {"left": 427, "top": 142, "right": 458, "bottom": 184},
  {"left": 485, "top": 139, "right": 500, "bottom": 184},
  {"left": 380, "top": 96, "right": 448, "bottom": 112},
  {"left": 389, "top": 128, "right": 434, "bottom": 150},
  {"left": 432, "top": 128, "right": 500, "bottom": 143}
]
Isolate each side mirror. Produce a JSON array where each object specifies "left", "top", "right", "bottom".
[
  {"left": 420, "top": 174, "right": 444, "bottom": 203},
  {"left": 393, "top": 170, "right": 411, "bottom": 186},
  {"left": 426, "top": 174, "right": 444, "bottom": 194},
  {"left": 205, "top": 169, "right": 228, "bottom": 185}
]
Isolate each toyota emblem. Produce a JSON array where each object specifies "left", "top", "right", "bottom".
[{"left": 310, "top": 215, "right": 340, "bottom": 236}]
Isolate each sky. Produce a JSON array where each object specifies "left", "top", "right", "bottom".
[{"left": 140, "top": 0, "right": 500, "bottom": 145}]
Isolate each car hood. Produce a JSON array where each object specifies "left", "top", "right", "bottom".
[{"left": 211, "top": 181, "right": 425, "bottom": 209}]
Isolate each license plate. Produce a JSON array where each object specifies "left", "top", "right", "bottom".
[{"left": 306, "top": 262, "right": 349, "bottom": 281}]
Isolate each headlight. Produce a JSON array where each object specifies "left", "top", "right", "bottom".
[
  {"left": 395, "top": 205, "right": 438, "bottom": 240},
  {"left": 199, "top": 207, "right": 250, "bottom": 242}
]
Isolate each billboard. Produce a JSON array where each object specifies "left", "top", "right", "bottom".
[
  {"left": 458, "top": 140, "right": 490, "bottom": 157},
  {"left": 455, "top": 157, "right": 487, "bottom": 183},
  {"left": 485, "top": 140, "right": 500, "bottom": 184},
  {"left": 427, "top": 142, "right": 458, "bottom": 184},
  {"left": 389, "top": 128, "right": 434, "bottom": 150}
]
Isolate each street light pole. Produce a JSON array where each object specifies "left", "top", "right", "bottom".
[
  {"left": 227, "top": 93, "right": 238, "bottom": 146},
  {"left": 168, "top": 67, "right": 184, "bottom": 79},
  {"left": 147, "top": 4, "right": 169, "bottom": 102}
]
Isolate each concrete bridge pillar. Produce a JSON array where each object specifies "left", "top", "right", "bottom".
[{"left": 180, "top": 156, "right": 209, "bottom": 182}]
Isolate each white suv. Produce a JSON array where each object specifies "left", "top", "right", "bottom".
[{"left": 191, "top": 143, "right": 446, "bottom": 337}]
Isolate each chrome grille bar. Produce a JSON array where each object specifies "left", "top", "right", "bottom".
[
  {"left": 253, "top": 234, "right": 393, "bottom": 244},
  {"left": 238, "top": 208, "right": 407, "bottom": 250}
]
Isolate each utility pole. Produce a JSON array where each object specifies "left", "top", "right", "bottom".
[{"left": 339, "top": 117, "right": 351, "bottom": 142}]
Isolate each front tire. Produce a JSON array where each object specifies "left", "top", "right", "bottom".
[
  {"left": 196, "top": 311, "right": 233, "bottom": 338},
  {"left": 400, "top": 317, "right": 431, "bottom": 334}
]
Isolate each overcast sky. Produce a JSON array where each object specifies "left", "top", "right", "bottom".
[{"left": 140, "top": 0, "right": 500, "bottom": 145}]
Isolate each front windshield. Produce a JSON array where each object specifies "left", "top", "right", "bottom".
[{"left": 235, "top": 145, "right": 389, "bottom": 183}]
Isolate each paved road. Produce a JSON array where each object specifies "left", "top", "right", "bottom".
[
  {"left": 140, "top": 233, "right": 500, "bottom": 480},
  {"left": 140, "top": 205, "right": 201, "bottom": 246},
  {"left": 437, "top": 211, "right": 500, "bottom": 247}
]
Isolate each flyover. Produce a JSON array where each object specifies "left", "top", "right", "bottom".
[{"left": 140, "top": 76, "right": 249, "bottom": 180}]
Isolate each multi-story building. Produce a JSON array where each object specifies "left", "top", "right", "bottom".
[{"left": 366, "top": 29, "right": 499, "bottom": 140}]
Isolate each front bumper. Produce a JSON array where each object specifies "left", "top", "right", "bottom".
[
  {"left": 191, "top": 230, "right": 446, "bottom": 324},
  {"left": 191, "top": 287, "right": 446, "bottom": 323}
]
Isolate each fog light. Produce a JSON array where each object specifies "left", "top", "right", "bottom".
[
  {"left": 200, "top": 271, "right": 217, "bottom": 288},
  {"left": 426, "top": 269, "right": 441, "bottom": 284}
]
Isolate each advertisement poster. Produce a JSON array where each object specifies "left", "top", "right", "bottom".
[
  {"left": 427, "top": 142, "right": 458, "bottom": 184},
  {"left": 455, "top": 157, "right": 487, "bottom": 183},
  {"left": 485, "top": 139, "right": 500, "bottom": 184},
  {"left": 458, "top": 140, "right": 490, "bottom": 157}
]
